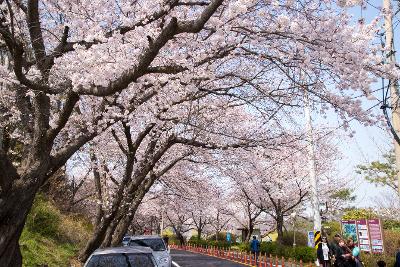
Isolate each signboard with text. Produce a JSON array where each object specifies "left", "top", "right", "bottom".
[
  {"left": 368, "top": 219, "right": 384, "bottom": 253},
  {"left": 307, "top": 231, "right": 315, "bottom": 247},
  {"left": 226, "top": 232, "right": 231, "bottom": 242},
  {"left": 356, "top": 219, "right": 371, "bottom": 252},
  {"left": 341, "top": 218, "right": 384, "bottom": 254}
]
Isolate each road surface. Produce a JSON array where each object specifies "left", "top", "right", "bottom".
[{"left": 170, "top": 249, "right": 249, "bottom": 267}]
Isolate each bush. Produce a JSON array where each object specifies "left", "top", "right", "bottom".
[
  {"left": 383, "top": 230, "right": 400, "bottom": 256},
  {"left": 322, "top": 221, "right": 342, "bottom": 239},
  {"left": 361, "top": 253, "right": 395, "bottom": 267},
  {"left": 383, "top": 219, "right": 400, "bottom": 231},
  {"left": 281, "top": 231, "right": 308, "bottom": 247},
  {"left": 188, "top": 238, "right": 235, "bottom": 248},
  {"left": 207, "top": 232, "right": 237, "bottom": 242},
  {"left": 239, "top": 241, "right": 315, "bottom": 263}
]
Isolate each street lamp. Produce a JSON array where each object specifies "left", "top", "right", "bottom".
[{"left": 291, "top": 212, "right": 297, "bottom": 247}]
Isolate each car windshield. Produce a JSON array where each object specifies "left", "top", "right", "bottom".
[
  {"left": 122, "top": 237, "right": 130, "bottom": 242},
  {"left": 86, "top": 253, "right": 154, "bottom": 267},
  {"left": 129, "top": 238, "right": 166, "bottom": 251}
]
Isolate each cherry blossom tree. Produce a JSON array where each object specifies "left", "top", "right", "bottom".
[
  {"left": 208, "top": 192, "right": 232, "bottom": 241},
  {"left": 0, "top": 0, "right": 397, "bottom": 265},
  {"left": 218, "top": 133, "right": 343, "bottom": 243},
  {"left": 229, "top": 185, "right": 264, "bottom": 242},
  {"left": 74, "top": 94, "right": 272, "bottom": 261}
]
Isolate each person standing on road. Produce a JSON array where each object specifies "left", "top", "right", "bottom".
[
  {"left": 334, "top": 239, "right": 353, "bottom": 267},
  {"left": 317, "top": 236, "right": 332, "bottom": 267},
  {"left": 250, "top": 236, "right": 260, "bottom": 262},
  {"left": 330, "top": 234, "right": 342, "bottom": 267}
]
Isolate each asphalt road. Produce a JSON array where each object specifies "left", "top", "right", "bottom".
[{"left": 170, "top": 249, "right": 249, "bottom": 267}]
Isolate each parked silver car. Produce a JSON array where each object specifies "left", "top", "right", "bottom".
[
  {"left": 129, "top": 235, "right": 171, "bottom": 267},
  {"left": 84, "top": 246, "right": 157, "bottom": 267}
]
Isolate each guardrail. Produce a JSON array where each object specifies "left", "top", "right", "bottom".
[{"left": 170, "top": 244, "right": 316, "bottom": 267}]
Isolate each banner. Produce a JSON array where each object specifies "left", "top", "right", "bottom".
[
  {"left": 368, "top": 219, "right": 384, "bottom": 253},
  {"left": 307, "top": 231, "right": 315, "bottom": 247},
  {"left": 356, "top": 219, "right": 371, "bottom": 252},
  {"left": 341, "top": 220, "right": 358, "bottom": 242}
]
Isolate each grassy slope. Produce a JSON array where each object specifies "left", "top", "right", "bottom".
[{"left": 20, "top": 195, "right": 92, "bottom": 267}]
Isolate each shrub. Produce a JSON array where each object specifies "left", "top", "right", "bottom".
[
  {"left": 382, "top": 230, "right": 400, "bottom": 256},
  {"left": 188, "top": 238, "right": 235, "bottom": 248},
  {"left": 241, "top": 241, "right": 315, "bottom": 263},
  {"left": 322, "top": 221, "right": 342, "bottom": 239},
  {"left": 207, "top": 232, "right": 237, "bottom": 242},
  {"left": 281, "top": 231, "right": 308, "bottom": 246},
  {"left": 288, "top": 246, "right": 315, "bottom": 263},
  {"left": 237, "top": 242, "right": 250, "bottom": 252},
  {"left": 361, "top": 253, "right": 395, "bottom": 267},
  {"left": 383, "top": 219, "right": 400, "bottom": 231}
]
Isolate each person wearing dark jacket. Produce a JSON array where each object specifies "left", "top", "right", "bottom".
[
  {"left": 317, "top": 236, "right": 332, "bottom": 267},
  {"left": 395, "top": 239, "right": 400, "bottom": 267},
  {"left": 250, "top": 236, "right": 260, "bottom": 262},
  {"left": 334, "top": 239, "right": 353, "bottom": 267},
  {"left": 330, "top": 234, "right": 342, "bottom": 267}
]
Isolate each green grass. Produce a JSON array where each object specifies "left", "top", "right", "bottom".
[
  {"left": 20, "top": 195, "right": 92, "bottom": 267},
  {"left": 20, "top": 229, "right": 78, "bottom": 267}
]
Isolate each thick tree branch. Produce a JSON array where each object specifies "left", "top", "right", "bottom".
[
  {"left": 74, "top": 0, "right": 223, "bottom": 96},
  {"left": 11, "top": 0, "right": 27, "bottom": 13},
  {"left": 46, "top": 92, "right": 79, "bottom": 143},
  {"left": 174, "top": 137, "right": 255, "bottom": 150},
  {"left": 0, "top": 150, "right": 20, "bottom": 195},
  {"left": 27, "top": 0, "right": 47, "bottom": 74},
  {"left": 111, "top": 129, "right": 128, "bottom": 155}
]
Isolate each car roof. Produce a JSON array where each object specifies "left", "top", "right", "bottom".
[
  {"left": 92, "top": 246, "right": 153, "bottom": 255},
  {"left": 129, "top": 235, "right": 163, "bottom": 240}
]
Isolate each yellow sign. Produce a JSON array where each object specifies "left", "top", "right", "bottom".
[{"left": 314, "top": 231, "right": 321, "bottom": 249}]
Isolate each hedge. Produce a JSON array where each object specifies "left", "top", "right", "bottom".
[{"left": 237, "top": 242, "right": 315, "bottom": 263}]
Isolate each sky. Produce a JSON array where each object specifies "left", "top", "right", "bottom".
[{"left": 323, "top": 0, "right": 400, "bottom": 208}]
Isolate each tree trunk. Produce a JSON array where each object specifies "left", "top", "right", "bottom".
[
  {"left": 78, "top": 216, "right": 114, "bottom": 262},
  {"left": 177, "top": 232, "right": 185, "bottom": 246},
  {"left": 0, "top": 186, "right": 37, "bottom": 267},
  {"left": 102, "top": 216, "right": 121, "bottom": 247},
  {"left": 245, "top": 223, "right": 254, "bottom": 243},
  {"left": 276, "top": 214, "right": 284, "bottom": 245},
  {"left": 111, "top": 201, "right": 141, "bottom": 247},
  {"left": 197, "top": 228, "right": 202, "bottom": 241},
  {"left": 111, "top": 213, "right": 134, "bottom": 247}
]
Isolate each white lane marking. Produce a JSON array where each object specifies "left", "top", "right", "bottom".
[{"left": 172, "top": 261, "right": 181, "bottom": 267}]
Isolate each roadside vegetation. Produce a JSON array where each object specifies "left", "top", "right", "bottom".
[{"left": 20, "top": 195, "right": 92, "bottom": 267}]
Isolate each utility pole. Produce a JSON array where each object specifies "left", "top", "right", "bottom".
[
  {"left": 303, "top": 89, "right": 322, "bottom": 239},
  {"left": 383, "top": 0, "right": 400, "bottom": 196}
]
